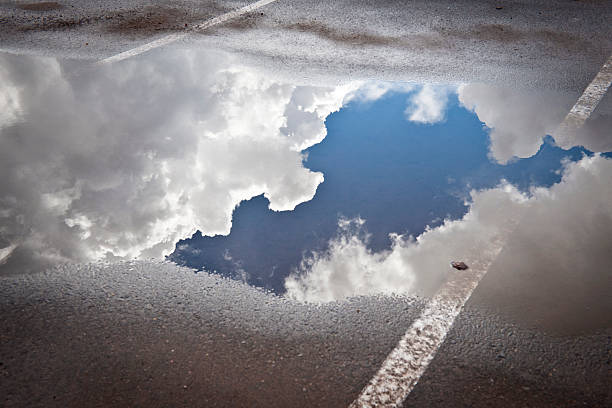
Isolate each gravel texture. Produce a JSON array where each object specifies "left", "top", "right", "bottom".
[
  {"left": 1, "top": 261, "right": 610, "bottom": 407},
  {"left": 1, "top": 1, "right": 611, "bottom": 406},
  {"left": 0, "top": 261, "right": 425, "bottom": 407},
  {"left": 0, "top": 0, "right": 248, "bottom": 58},
  {"left": 197, "top": 0, "right": 612, "bottom": 92},
  {"left": 1, "top": 0, "right": 612, "bottom": 92},
  {"left": 404, "top": 307, "right": 612, "bottom": 407}
]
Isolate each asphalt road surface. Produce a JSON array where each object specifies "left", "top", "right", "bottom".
[
  {"left": 1, "top": 0, "right": 611, "bottom": 407},
  {"left": 1, "top": 261, "right": 610, "bottom": 407},
  {"left": 2, "top": 0, "right": 612, "bottom": 90}
]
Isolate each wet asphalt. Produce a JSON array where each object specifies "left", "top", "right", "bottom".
[
  {"left": 1, "top": 0, "right": 611, "bottom": 406},
  {"left": 1, "top": 262, "right": 610, "bottom": 407},
  {"left": 1, "top": 262, "right": 425, "bottom": 407},
  {"left": 1, "top": 0, "right": 612, "bottom": 91}
]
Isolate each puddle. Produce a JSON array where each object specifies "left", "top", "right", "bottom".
[{"left": 0, "top": 46, "right": 611, "bottom": 306}]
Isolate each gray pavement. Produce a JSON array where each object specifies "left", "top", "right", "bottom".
[
  {"left": 2, "top": 0, "right": 612, "bottom": 91},
  {"left": 1, "top": 1, "right": 611, "bottom": 407},
  {"left": 404, "top": 307, "right": 611, "bottom": 408},
  {"left": 1, "top": 262, "right": 610, "bottom": 407},
  {"left": 0, "top": 262, "right": 426, "bottom": 407},
  {"left": 0, "top": 0, "right": 248, "bottom": 58}
]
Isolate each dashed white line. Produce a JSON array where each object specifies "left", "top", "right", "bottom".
[
  {"left": 350, "top": 53, "right": 612, "bottom": 408},
  {"left": 96, "top": 0, "right": 280, "bottom": 65}
]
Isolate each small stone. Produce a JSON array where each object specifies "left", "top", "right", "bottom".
[{"left": 451, "top": 261, "right": 469, "bottom": 270}]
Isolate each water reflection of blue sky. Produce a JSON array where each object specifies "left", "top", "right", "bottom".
[
  {"left": 170, "top": 87, "right": 593, "bottom": 294},
  {"left": 1, "top": 49, "right": 611, "bottom": 302}
]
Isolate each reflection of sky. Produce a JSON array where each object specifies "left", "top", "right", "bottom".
[
  {"left": 170, "top": 89, "right": 591, "bottom": 293},
  {"left": 1, "top": 49, "right": 611, "bottom": 302},
  {"left": 0, "top": 50, "right": 340, "bottom": 272}
]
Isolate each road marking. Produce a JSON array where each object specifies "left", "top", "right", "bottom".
[
  {"left": 96, "top": 0, "right": 280, "bottom": 65},
  {"left": 554, "top": 53, "right": 612, "bottom": 144},
  {"left": 348, "top": 244, "right": 504, "bottom": 408},
  {"left": 350, "top": 55, "right": 612, "bottom": 407},
  {"left": 0, "top": 244, "right": 17, "bottom": 265}
]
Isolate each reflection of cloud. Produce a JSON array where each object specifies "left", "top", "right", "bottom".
[
  {"left": 554, "top": 113, "right": 612, "bottom": 153},
  {"left": 282, "top": 84, "right": 359, "bottom": 151},
  {"left": 281, "top": 81, "right": 418, "bottom": 151},
  {"left": 404, "top": 84, "right": 450, "bottom": 124},
  {"left": 347, "top": 81, "right": 415, "bottom": 104},
  {"left": 0, "top": 50, "right": 365, "bottom": 273},
  {"left": 458, "top": 84, "right": 566, "bottom": 163},
  {"left": 0, "top": 82, "right": 21, "bottom": 128},
  {"left": 458, "top": 83, "right": 612, "bottom": 163},
  {"left": 285, "top": 155, "right": 612, "bottom": 302},
  {"left": 281, "top": 81, "right": 420, "bottom": 153}
]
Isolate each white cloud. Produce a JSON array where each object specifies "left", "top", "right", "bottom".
[
  {"left": 404, "top": 84, "right": 450, "bottom": 124},
  {"left": 281, "top": 81, "right": 418, "bottom": 151},
  {"left": 0, "top": 50, "right": 369, "bottom": 273},
  {"left": 345, "top": 81, "right": 415, "bottom": 104},
  {"left": 285, "top": 154, "right": 612, "bottom": 302},
  {"left": 457, "top": 83, "right": 612, "bottom": 163},
  {"left": 281, "top": 83, "right": 360, "bottom": 151},
  {"left": 0, "top": 82, "right": 21, "bottom": 129},
  {"left": 458, "top": 83, "right": 568, "bottom": 163},
  {"left": 0, "top": 56, "right": 35, "bottom": 129},
  {"left": 554, "top": 113, "right": 612, "bottom": 153}
]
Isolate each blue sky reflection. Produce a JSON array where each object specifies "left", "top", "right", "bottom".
[
  {"left": 1, "top": 49, "right": 611, "bottom": 302},
  {"left": 170, "top": 87, "right": 594, "bottom": 295}
]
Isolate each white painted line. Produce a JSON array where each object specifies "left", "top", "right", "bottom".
[
  {"left": 554, "top": 53, "right": 612, "bottom": 144},
  {"left": 349, "top": 245, "right": 504, "bottom": 408},
  {"left": 0, "top": 244, "right": 17, "bottom": 265},
  {"left": 350, "top": 55, "right": 612, "bottom": 407},
  {"left": 96, "top": 33, "right": 189, "bottom": 65},
  {"left": 96, "top": 0, "right": 280, "bottom": 65}
]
